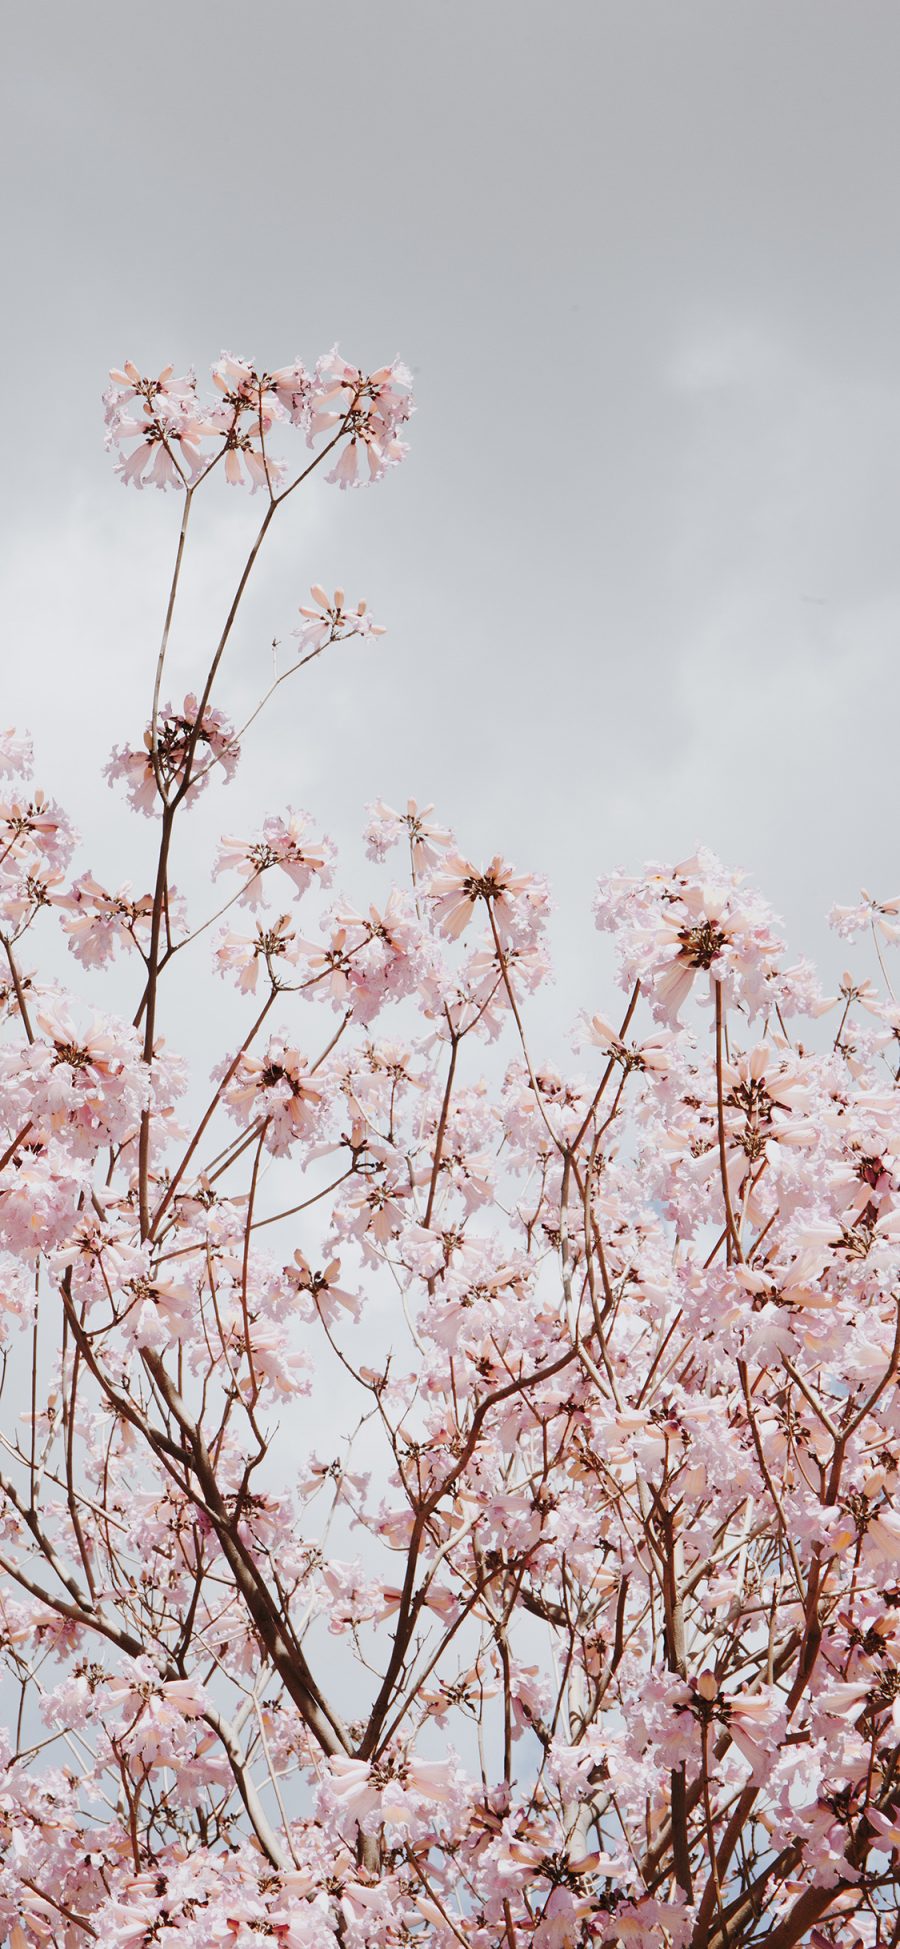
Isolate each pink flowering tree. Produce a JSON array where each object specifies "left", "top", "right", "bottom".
[{"left": 1, "top": 347, "right": 900, "bottom": 1949}]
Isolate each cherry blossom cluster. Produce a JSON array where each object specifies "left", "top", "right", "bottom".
[
  {"left": 103, "top": 350, "right": 413, "bottom": 494},
  {"left": 0, "top": 352, "right": 899, "bottom": 1949}
]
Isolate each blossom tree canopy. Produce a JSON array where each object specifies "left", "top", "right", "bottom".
[{"left": 0, "top": 346, "right": 899, "bottom": 1949}]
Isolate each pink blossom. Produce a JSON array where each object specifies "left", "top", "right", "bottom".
[
  {"left": 214, "top": 810, "right": 334, "bottom": 906},
  {"left": 286, "top": 1250, "right": 361, "bottom": 1325},
  {"left": 364, "top": 797, "right": 453, "bottom": 871},
  {"left": 104, "top": 362, "right": 210, "bottom": 489},
  {"left": 106, "top": 693, "right": 240, "bottom": 813},
  {"left": 0, "top": 727, "right": 33, "bottom": 777},
  {"left": 310, "top": 348, "right": 414, "bottom": 486},
  {"left": 295, "top": 585, "right": 385, "bottom": 655},
  {"left": 59, "top": 872, "right": 159, "bottom": 967},
  {"left": 221, "top": 1032, "right": 324, "bottom": 1152},
  {"left": 829, "top": 887, "right": 900, "bottom": 944},
  {"left": 215, "top": 914, "right": 302, "bottom": 992},
  {"left": 428, "top": 851, "right": 550, "bottom": 944}
]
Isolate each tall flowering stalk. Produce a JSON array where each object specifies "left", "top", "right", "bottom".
[{"left": 0, "top": 349, "right": 899, "bottom": 1948}]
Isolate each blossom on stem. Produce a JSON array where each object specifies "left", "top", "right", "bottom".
[
  {"left": 309, "top": 348, "right": 414, "bottom": 486},
  {"left": 106, "top": 695, "right": 240, "bottom": 814},
  {"left": 0, "top": 728, "right": 33, "bottom": 778},
  {"left": 428, "top": 852, "right": 550, "bottom": 945},
  {"left": 214, "top": 915, "right": 302, "bottom": 993},
  {"left": 294, "top": 586, "right": 385, "bottom": 656},
  {"left": 214, "top": 812, "right": 334, "bottom": 908},
  {"left": 104, "top": 362, "right": 210, "bottom": 489},
  {"left": 221, "top": 1032, "right": 324, "bottom": 1153},
  {"left": 364, "top": 797, "right": 453, "bottom": 872}
]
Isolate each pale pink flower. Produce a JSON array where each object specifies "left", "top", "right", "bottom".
[
  {"left": 211, "top": 351, "right": 289, "bottom": 423},
  {"left": 214, "top": 811, "right": 334, "bottom": 906},
  {"left": 221, "top": 1033, "right": 323, "bottom": 1153},
  {"left": 829, "top": 888, "right": 900, "bottom": 944},
  {"left": 429, "top": 852, "right": 550, "bottom": 944},
  {"left": 214, "top": 915, "right": 301, "bottom": 993},
  {"left": 298, "top": 922, "right": 355, "bottom": 1005},
  {"left": 104, "top": 362, "right": 209, "bottom": 488},
  {"left": 0, "top": 786, "right": 76, "bottom": 871},
  {"left": 364, "top": 797, "right": 453, "bottom": 871},
  {"left": 327, "top": 1750, "right": 461, "bottom": 1834},
  {"left": 0, "top": 728, "right": 33, "bottom": 777},
  {"left": 326, "top": 888, "right": 427, "bottom": 1019},
  {"left": 294, "top": 585, "right": 385, "bottom": 656},
  {"left": 583, "top": 1012, "right": 677, "bottom": 1075},
  {"left": 106, "top": 694, "right": 240, "bottom": 813},
  {"left": 595, "top": 849, "right": 784, "bottom": 1019},
  {"left": 59, "top": 872, "right": 157, "bottom": 967},
  {"left": 15, "top": 999, "right": 149, "bottom": 1152},
  {"left": 286, "top": 1250, "right": 360, "bottom": 1326},
  {"left": 219, "top": 423, "right": 284, "bottom": 491},
  {"left": 309, "top": 348, "right": 414, "bottom": 485}
]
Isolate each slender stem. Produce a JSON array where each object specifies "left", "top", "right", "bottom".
[
  {"left": 150, "top": 488, "right": 194, "bottom": 790},
  {"left": 714, "top": 980, "right": 742, "bottom": 1264},
  {"left": 2, "top": 934, "right": 34, "bottom": 1042}
]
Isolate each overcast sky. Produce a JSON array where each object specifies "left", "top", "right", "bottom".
[{"left": 3, "top": 0, "right": 900, "bottom": 1041}]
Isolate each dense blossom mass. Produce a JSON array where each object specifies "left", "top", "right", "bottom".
[{"left": 0, "top": 350, "right": 898, "bottom": 1948}]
